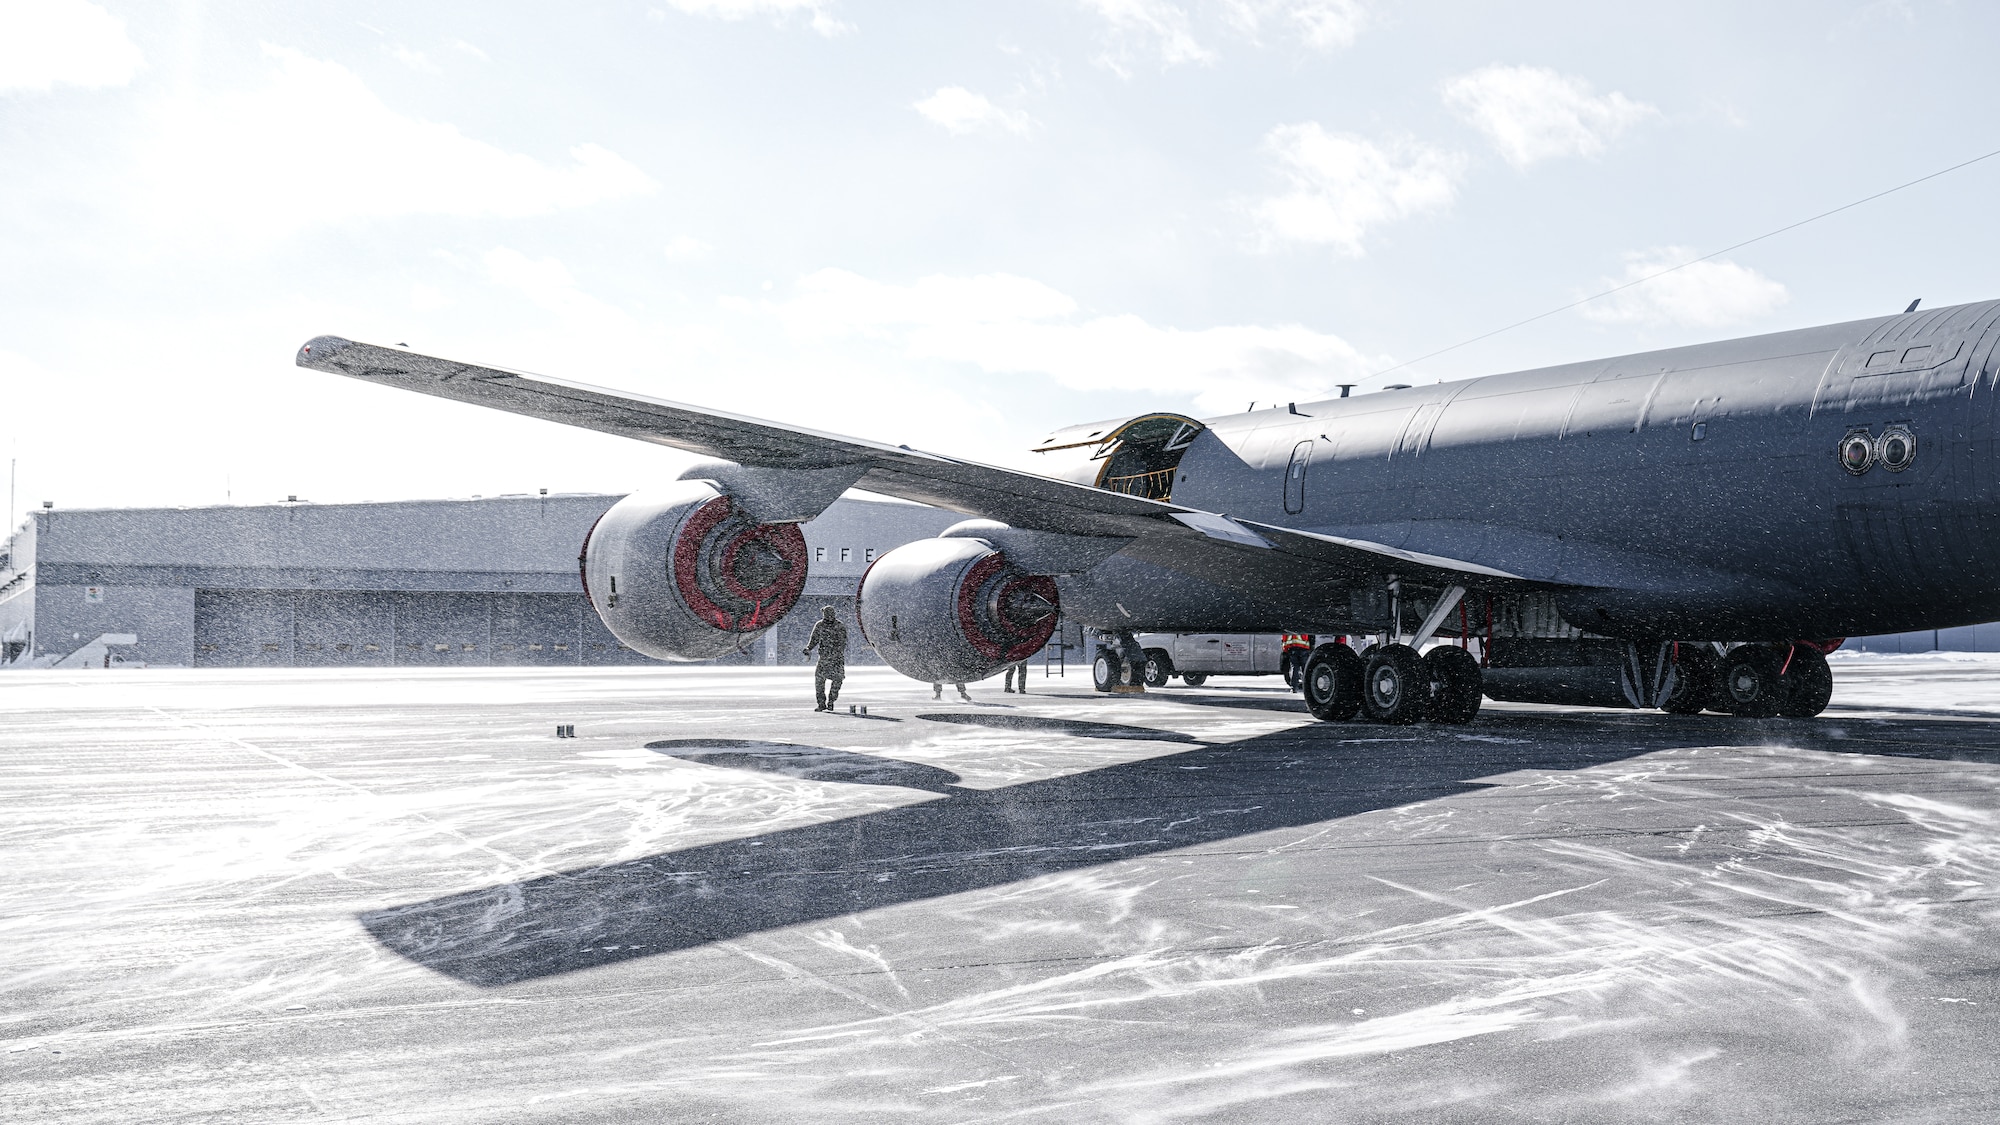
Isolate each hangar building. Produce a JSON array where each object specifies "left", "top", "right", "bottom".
[{"left": 0, "top": 494, "right": 961, "bottom": 669}]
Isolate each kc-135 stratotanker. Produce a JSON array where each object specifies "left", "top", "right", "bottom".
[{"left": 298, "top": 298, "right": 2000, "bottom": 723}]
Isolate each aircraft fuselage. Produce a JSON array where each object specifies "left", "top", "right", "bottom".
[{"left": 1061, "top": 299, "right": 2000, "bottom": 642}]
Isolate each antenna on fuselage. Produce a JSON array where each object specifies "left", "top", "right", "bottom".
[
  {"left": 1905, "top": 298, "right": 1922, "bottom": 313},
  {"left": 1336, "top": 385, "right": 1354, "bottom": 398}
]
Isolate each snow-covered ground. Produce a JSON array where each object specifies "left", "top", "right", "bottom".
[{"left": 3, "top": 658, "right": 1999, "bottom": 1122}]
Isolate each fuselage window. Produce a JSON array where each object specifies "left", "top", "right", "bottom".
[{"left": 1284, "top": 440, "right": 1313, "bottom": 515}]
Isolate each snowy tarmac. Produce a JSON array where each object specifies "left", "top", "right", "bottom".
[{"left": 5, "top": 654, "right": 2000, "bottom": 1122}]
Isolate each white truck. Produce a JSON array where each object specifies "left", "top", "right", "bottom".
[{"left": 1125, "top": 633, "right": 1294, "bottom": 688}]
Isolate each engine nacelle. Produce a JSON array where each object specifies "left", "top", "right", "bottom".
[
  {"left": 579, "top": 481, "right": 809, "bottom": 661},
  {"left": 857, "top": 537, "right": 1060, "bottom": 684}
]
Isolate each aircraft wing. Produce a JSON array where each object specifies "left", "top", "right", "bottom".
[{"left": 294, "top": 336, "right": 1556, "bottom": 592}]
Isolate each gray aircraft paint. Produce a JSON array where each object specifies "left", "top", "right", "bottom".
[
  {"left": 1106, "top": 299, "right": 2000, "bottom": 640},
  {"left": 297, "top": 299, "right": 2000, "bottom": 648}
]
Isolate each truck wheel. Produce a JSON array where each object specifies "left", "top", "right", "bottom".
[
  {"left": 1180, "top": 673, "right": 1208, "bottom": 687},
  {"left": 1303, "top": 643, "right": 1362, "bottom": 721},
  {"left": 1143, "top": 649, "right": 1174, "bottom": 687}
]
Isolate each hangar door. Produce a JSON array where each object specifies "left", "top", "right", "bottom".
[
  {"left": 193, "top": 589, "right": 623, "bottom": 666},
  {"left": 194, "top": 590, "right": 295, "bottom": 667}
]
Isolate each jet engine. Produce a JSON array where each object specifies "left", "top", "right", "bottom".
[
  {"left": 579, "top": 481, "right": 810, "bottom": 661},
  {"left": 857, "top": 537, "right": 1060, "bottom": 684}
]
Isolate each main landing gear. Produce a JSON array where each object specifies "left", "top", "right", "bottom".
[
  {"left": 1302, "top": 640, "right": 1483, "bottom": 726},
  {"left": 1661, "top": 641, "right": 1835, "bottom": 718}
]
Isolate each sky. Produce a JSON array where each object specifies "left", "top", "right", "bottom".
[{"left": 4, "top": 0, "right": 1999, "bottom": 524}]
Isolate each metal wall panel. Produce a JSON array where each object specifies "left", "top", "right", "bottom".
[
  {"left": 491, "top": 594, "right": 582, "bottom": 665},
  {"left": 393, "top": 591, "right": 492, "bottom": 666},
  {"left": 194, "top": 590, "right": 294, "bottom": 667},
  {"left": 294, "top": 591, "right": 394, "bottom": 666}
]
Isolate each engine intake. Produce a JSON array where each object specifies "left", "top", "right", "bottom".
[
  {"left": 858, "top": 537, "right": 1059, "bottom": 684},
  {"left": 579, "top": 482, "right": 809, "bottom": 661}
]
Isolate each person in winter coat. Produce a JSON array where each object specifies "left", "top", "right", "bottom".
[{"left": 803, "top": 606, "right": 848, "bottom": 711}]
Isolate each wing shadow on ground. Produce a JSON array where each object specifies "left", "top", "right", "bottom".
[
  {"left": 913, "top": 713, "right": 1200, "bottom": 741},
  {"left": 356, "top": 710, "right": 2000, "bottom": 987},
  {"left": 650, "top": 740, "right": 964, "bottom": 793}
]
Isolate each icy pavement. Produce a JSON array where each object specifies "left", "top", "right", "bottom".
[{"left": 3, "top": 657, "right": 2000, "bottom": 1122}]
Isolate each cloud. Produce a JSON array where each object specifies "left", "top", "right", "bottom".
[
  {"left": 779, "top": 268, "right": 1377, "bottom": 412},
  {"left": 1081, "top": 0, "right": 1368, "bottom": 70},
  {"left": 386, "top": 44, "right": 438, "bottom": 72},
  {"left": 657, "top": 0, "right": 850, "bottom": 36},
  {"left": 1580, "top": 248, "right": 1789, "bottom": 328},
  {"left": 1222, "top": 0, "right": 1369, "bottom": 50},
  {"left": 1080, "top": 0, "right": 1212, "bottom": 73},
  {"left": 0, "top": 0, "right": 144, "bottom": 94},
  {"left": 1250, "top": 124, "right": 1463, "bottom": 255},
  {"left": 137, "top": 46, "right": 657, "bottom": 245},
  {"left": 913, "top": 87, "right": 1035, "bottom": 136},
  {"left": 663, "top": 235, "right": 712, "bottom": 261},
  {"left": 1442, "top": 64, "right": 1658, "bottom": 169}
]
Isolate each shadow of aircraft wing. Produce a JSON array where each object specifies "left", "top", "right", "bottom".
[{"left": 358, "top": 717, "right": 1658, "bottom": 986}]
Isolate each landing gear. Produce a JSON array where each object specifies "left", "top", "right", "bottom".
[
  {"left": 1658, "top": 644, "right": 1716, "bottom": 714},
  {"left": 1779, "top": 645, "right": 1833, "bottom": 718},
  {"left": 1302, "top": 643, "right": 1363, "bottom": 721},
  {"left": 1142, "top": 649, "right": 1173, "bottom": 688},
  {"left": 1093, "top": 631, "right": 1147, "bottom": 693},
  {"left": 1424, "top": 645, "right": 1483, "bottom": 724},
  {"left": 1180, "top": 673, "right": 1208, "bottom": 687},
  {"left": 1716, "top": 643, "right": 1787, "bottom": 717},
  {"left": 1361, "top": 643, "right": 1429, "bottom": 724}
]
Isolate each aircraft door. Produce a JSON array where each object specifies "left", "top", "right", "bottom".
[{"left": 1283, "top": 440, "right": 1312, "bottom": 514}]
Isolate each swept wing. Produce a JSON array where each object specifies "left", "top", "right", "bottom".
[{"left": 294, "top": 336, "right": 1551, "bottom": 592}]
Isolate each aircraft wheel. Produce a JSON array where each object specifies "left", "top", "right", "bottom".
[
  {"left": 1779, "top": 645, "right": 1833, "bottom": 718},
  {"left": 1659, "top": 644, "right": 1715, "bottom": 714},
  {"left": 1717, "top": 643, "right": 1786, "bottom": 717},
  {"left": 1303, "top": 643, "right": 1363, "bottom": 721},
  {"left": 1180, "top": 673, "right": 1208, "bottom": 687},
  {"left": 1142, "top": 650, "right": 1174, "bottom": 688},
  {"left": 1424, "top": 645, "right": 1483, "bottom": 724},
  {"left": 1361, "top": 643, "right": 1430, "bottom": 724},
  {"left": 1091, "top": 649, "right": 1118, "bottom": 693}
]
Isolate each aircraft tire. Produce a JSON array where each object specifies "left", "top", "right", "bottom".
[
  {"left": 1717, "top": 643, "right": 1786, "bottom": 717},
  {"left": 1659, "top": 644, "right": 1716, "bottom": 714},
  {"left": 1778, "top": 645, "right": 1833, "bottom": 718},
  {"left": 1092, "top": 649, "right": 1118, "bottom": 693},
  {"left": 1180, "top": 673, "right": 1208, "bottom": 687},
  {"left": 1361, "top": 643, "right": 1430, "bottom": 724},
  {"left": 1142, "top": 650, "right": 1174, "bottom": 688},
  {"left": 1303, "top": 643, "right": 1363, "bottom": 722},
  {"left": 1424, "top": 645, "right": 1483, "bottom": 724}
]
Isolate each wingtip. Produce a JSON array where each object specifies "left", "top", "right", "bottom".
[{"left": 296, "top": 335, "right": 354, "bottom": 368}]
